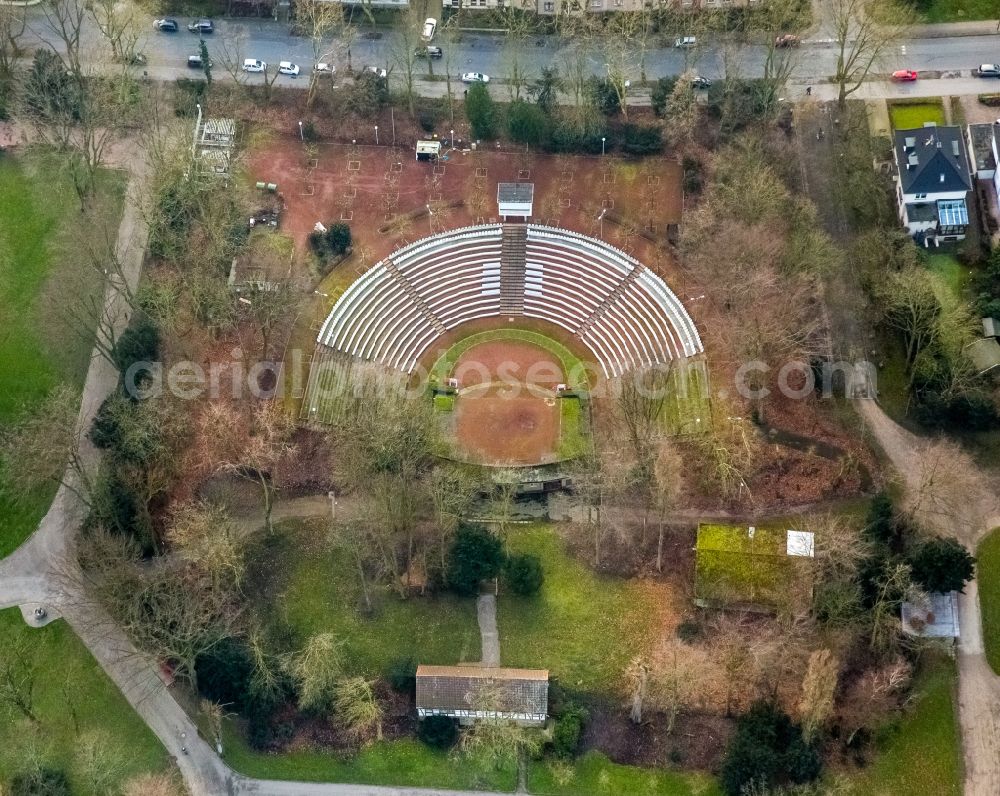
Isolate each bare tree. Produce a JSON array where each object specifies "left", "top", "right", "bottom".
[
  {"left": 286, "top": 633, "right": 345, "bottom": 712},
  {"left": 0, "top": 4, "right": 26, "bottom": 91},
  {"left": 87, "top": 0, "right": 143, "bottom": 64},
  {"left": 908, "top": 438, "right": 994, "bottom": 541},
  {"left": 390, "top": 6, "right": 422, "bottom": 117},
  {"left": 1, "top": 384, "right": 92, "bottom": 503},
  {"left": 652, "top": 440, "right": 684, "bottom": 572},
  {"left": 625, "top": 656, "right": 650, "bottom": 723},
  {"left": 459, "top": 684, "right": 543, "bottom": 771},
  {"left": 41, "top": 0, "right": 87, "bottom": 83},
  {"left": 0, "top": 635, "right": 38, "bottom": 723},
  {"left": 215, "top": 27, "right": 251, "bottom": 86},
  {"left": 296, "top": 0, "right": 350, "bottom": 108},
  {"left": 121, "top": 772, "right": 186, "bottom": 796},
  {"left": 75, "top": 730, "right": 126, "bottom": 795},
  {"left": 167, "top": 501, "right": 247, "bottom": 591},
  {"left": 198, "top": 400, "right": 297, "bottom": 535},
  {"left": 798, "top": 649, "right": 839, "bottom": 742},
  {"left": 832, "top": 0, "right": 912, "bottom": 108},
  {"left": 332, "top": 675, "right": 383, "bottom": 742}
]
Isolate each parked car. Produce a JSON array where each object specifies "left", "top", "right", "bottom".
[
  {"left": 421, "top": 17, "right": 437, "bottom": 42},
  {"left": 188, "top": 19, "right": 213, "bottom": 34},
  {"left": 415, "top": 46, "right": 443, "bottom": 59},
  {"left": 122, "top": 52, "right": 147, "bottom": 66},
  {"left": 774, "top": 34, "right": 799, "bottom": 48},
  {"left": 892, "top": 69, "right": 918, "bottom": 82},
  {"left": 153, "top": 18, "right": 178, "bottom": 32},
  {"left": 363, "top": 65, "right": 388, "bottom": 78},
  {"left": 242, "top": 58, "right": 266, "bottom": 73},
  {"left": 461, "top": 72, "right": 489, "bottom": 83},
  {"left": 674, "top": 35, "right": 697, "bottom": 49},
  {"left": 691, "top": 75, "right": 712, "bottom": 90},
  {"left": 187, "top": 54, "right": 211, "bottom": 68},
  {"left": 977, "top": 63, "right": 1000, "bottom": 77},
  {"left": 314, "top": 62, "right": 336, "bottom": 75},
  {"left": 278, "top": 61, "right": 300, "bottom": 76}
]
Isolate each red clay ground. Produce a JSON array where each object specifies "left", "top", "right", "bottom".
[
  {"left": 454, "top": 387, "right": 560, "bottom": 467},
  {"left": 451, "top": 339, "right": 565, "bottom": 466},
  {"left": 247, "top": 140, "right": 684, "bottom": 272},
  {"left": 452, "top": 340, "right": 564, "bottom": 390}
]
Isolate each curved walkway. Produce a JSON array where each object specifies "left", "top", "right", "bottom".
[{"left": 857, "top": 399, "right": 1000, "bottom": 796}]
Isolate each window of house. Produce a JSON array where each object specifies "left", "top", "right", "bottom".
[
  {"left": 915, "top": 193, "right": 927, "bottom": 199},
  {"left": 544, "top": 0, "right": 554, "bottom": 7}
]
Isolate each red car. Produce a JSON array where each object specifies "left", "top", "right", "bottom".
[{"left": 892, "top": 70, "right": 918, "bottom": 82}]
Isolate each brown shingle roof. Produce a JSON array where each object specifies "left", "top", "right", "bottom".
[{"left": 416, "top": 665, "right": 549, "bottom": 714}]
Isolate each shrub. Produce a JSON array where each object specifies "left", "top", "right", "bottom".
[
  {"left": 505, "top": 552, "right": 544, "bottom": 596},
  {"left": 586, "top": 77, "right": 620, "bottom": 116},
  {"left": 418, "top": 715, "right": 458, "bottom": 749},
  {"left": 308, "top": 223, "right": 352, "bottom": 263},
  {"left": 551, "top": 704, "right": 588, "bottom": 758},
  {"left": 675, "top": 618, "right": 702, "bottom": 643},
  {"left": 507, "top": 100, "right": 550, "bottom": 146},
  {"left": 113, "top": 314, "right": 160, "bottom": 375},
  {"left": 620, "top": 124, "right": 663, "bottom": 156},
  {"left": 907, "top": 537, "right": 975, "bottom": 593},
  {"left": 547, "top": 119, "right": 607, "bottom": 155},
  {"left": 720, "top": 702, "right": 820, "bottom": 796},
  {"left": 195, "top": 637, "right": 255, "bottom": 713},
  {"left": 682, "top": 156, "right": 703, "bottom": 195},
  {"left": 446, "top": 524, "right": 505, "bottom": 595},
  {"left": 9, "top": 767, "right": 71, "bottom": 796},
  {"left": 173, "top": 77, "right": 207, "bottom": 118},
  {"left": 388, "top": 655, "right": 418, "bottom": 695},
  {"left": 651, "top": 76, "right": 678, "bottom": 117},
  {"left": 978, "top": 93, "right": 1000, "bottom": 107},
  {"left": 347, "top": 71, "right": 389, "bottom": 116},
  {"left": 465, "top": 82, "right": 496, "bottom": 139}
]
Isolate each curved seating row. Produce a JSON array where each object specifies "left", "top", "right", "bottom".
[{"left": 316, "top": 224, "right": 703, "bottom": 377}]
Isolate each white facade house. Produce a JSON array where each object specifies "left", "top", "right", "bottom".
[
  {"left": 967, "top": 123, "right": 1000, "bottom": 210},
  {"left": 892, "top": 125, "right": 972, "bottom": 242},
  {"left": 415, "top": 665, "right": 548, "bottom": 727}
]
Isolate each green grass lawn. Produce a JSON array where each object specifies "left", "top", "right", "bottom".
[
  {"left": 0, "top": 153, "right": 125, "bottom": 557},
  {"left": 222, "top": 730, "right": 517, "bottom": 791},
  {"left": 257, "top": 520, "right": 482, "bottom": 675},
  {"left": 925, "top": 253, "right": 970, "bottom": 302},
  {"left": 888, "top": 102, "right": 947, "bottom": 131},
  {"left": 977, "top": 527, "right": 1000, "bottom": 675},
  {"left": 528, "top": 752, "right": 721, "bottom": 796},
  {"left": 500, "top": 525, "right": 670, "bottom": 692},
  {"left": 917, "top": 0, "right": 998, "bottom": 22},
  {"left": 0, "top": 608, "right": 170, "bottom": 793},
  {"left": 845, "top": 656, "right": 962, "bottom": 796}
]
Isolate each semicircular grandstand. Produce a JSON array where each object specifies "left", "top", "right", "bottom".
[{"left": 313, "top": 223, "right": 702, "bottom": 381}]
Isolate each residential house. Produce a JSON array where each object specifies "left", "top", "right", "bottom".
[
  {"left": 415, "top": 665, "right": 549, "bottom": 726},
  {"left": 892, "top": 125, "right": 972, "bottom": 242},
  {"left": 967, "top": 123, "right": 1000, "bottom": 233}
]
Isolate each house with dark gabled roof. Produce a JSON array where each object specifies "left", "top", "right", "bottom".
[
  {"left": 892, "top": 124, "right": 972, "bottom": 242},
  {"left": 415, "top": 665, "right": 549, "bottom": 726}
]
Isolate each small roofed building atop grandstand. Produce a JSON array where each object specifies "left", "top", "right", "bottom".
[
  {"left": 497, "top": 182, "right": 533, "bottom": 220},
  {"left": 416, "top": 665, "right": 548, "bottom": 726}
]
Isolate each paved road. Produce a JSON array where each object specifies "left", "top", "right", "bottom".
[
  {"left": 856, "top": 399, "right": 1000, "bottom": 796},
  {"left": 13, "top": 7, "right": 1000, "bottom": 96},
  {"left": 477, "top": 593, "right": 500, "bottom": 667}
]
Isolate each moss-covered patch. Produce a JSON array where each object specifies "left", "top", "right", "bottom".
[{"left": 694, "top": 523, "right": 812, "bottom": 610}]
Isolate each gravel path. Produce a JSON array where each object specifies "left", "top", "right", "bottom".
[
  {"left": 857, "top": 399, "right": 1000, "bottom": 796},
  {"left": 477, "top": 594, "right": 501, "bottom": 667}
]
